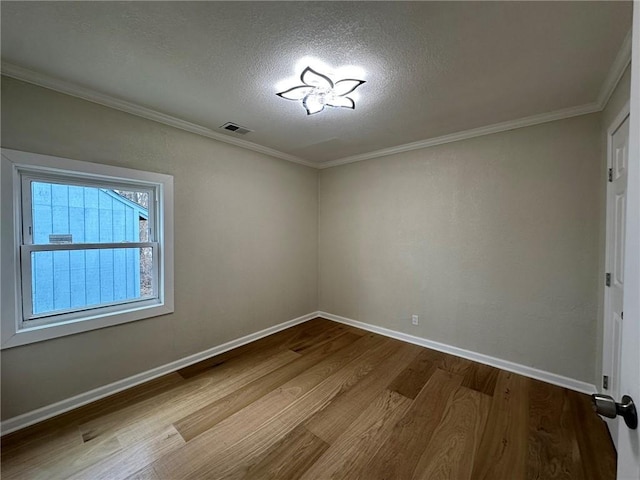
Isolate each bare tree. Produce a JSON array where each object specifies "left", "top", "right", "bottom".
[{"left": 112, "top": 189, "right": 153, "bottom": 297}]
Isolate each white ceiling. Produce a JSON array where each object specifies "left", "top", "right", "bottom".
[{"left": 1, "top": 1, "right": 633, "bottom": 166}]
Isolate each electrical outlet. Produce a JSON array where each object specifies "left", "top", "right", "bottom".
[{"left": 411, "top": 314, "right": 419, "bottom": 326}]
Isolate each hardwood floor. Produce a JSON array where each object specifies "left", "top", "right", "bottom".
[{"left": 1, "top": 318, "right": 616, "bottom": 479}]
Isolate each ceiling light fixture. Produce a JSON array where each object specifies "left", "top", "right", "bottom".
[{"left": 276, "top": 66, "right": 366, "bottom": 116}]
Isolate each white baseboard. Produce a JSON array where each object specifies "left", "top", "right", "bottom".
[
  {"left": 2, "top": 309, "right": 597, "bottom": 436},
  {"left": 318, "top": 311, "right": 597, "bottom": 395},
  {"left": 0, "top": 311, "right": 319, "bottom": 436}
]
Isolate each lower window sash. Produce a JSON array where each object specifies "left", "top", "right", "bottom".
[{"left": 20, "top": 242, "right": 159, "bottom": 323}]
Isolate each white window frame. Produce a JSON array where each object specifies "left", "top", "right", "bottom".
[{"left": 1, "top": 149, "right": 174, "bottom": 349}]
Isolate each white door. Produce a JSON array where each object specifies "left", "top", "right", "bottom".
[
  {"left": 603, "top": 112, "right": 629, "bottom": 450},
  {"left": 616, "top": 5, "right": 640, "bottom": 478}
]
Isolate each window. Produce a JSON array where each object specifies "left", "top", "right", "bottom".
[{"left": 1, "top": 149, "right": 174, "bottom": 348}]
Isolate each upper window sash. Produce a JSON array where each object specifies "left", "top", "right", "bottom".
[{"left": 19, "top": 172, "right": 157, "bottom": 246}]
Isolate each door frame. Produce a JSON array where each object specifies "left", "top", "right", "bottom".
[{"left": 602, "top": 101, "right": 630, "bottom": 404}]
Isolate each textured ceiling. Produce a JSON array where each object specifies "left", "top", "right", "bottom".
[{"left": 0, "top": 1, "right": 633, "bottom": 165}]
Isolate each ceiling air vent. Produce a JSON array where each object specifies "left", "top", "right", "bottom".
[{"left": 220, "top": 122, "right": 252, "bottom": 135}]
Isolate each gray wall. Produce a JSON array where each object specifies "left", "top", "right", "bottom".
[
  {"left": 1, "top": 72, "right": 617, "bottom": 420},
  {"left": 319, "top": 114, "right": 602, "bottom": 383},
  {"left": 1, "top": 77, "right": 319, "bottom": 419}
]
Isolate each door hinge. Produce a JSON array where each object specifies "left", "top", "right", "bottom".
[
  {"left": 608, "top": 168, "right": 613, "bottom": 182},
  {"left": 603, "top": 375, "right": 609, "bottom": 390},
  {"left": 606, "top": 273, "right": 611, "bottom": 287}
]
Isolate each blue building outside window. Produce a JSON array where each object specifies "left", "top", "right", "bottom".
[{"left": 31, "top": 182, "right": 149, "bottom": 316}]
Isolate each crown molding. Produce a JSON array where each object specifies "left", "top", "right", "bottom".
[
  {"left": 597, "top": 28, "right": 632, "bottom": 110},
  {"left": 317, "top": 27, "right": 633, "bottom": 169},
  {"left": 318, "top": 102, "right": 601, "bottom": 169},
  {"left": 4, "top": 26, "right": 632, "bottom": 173},
  {"left": 1, "top": 62, "right": 315, "bottom": 169}
]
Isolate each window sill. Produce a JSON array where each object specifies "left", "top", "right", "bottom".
[{"left": 1, "top": 301, "right": 174, "bottom": 349}]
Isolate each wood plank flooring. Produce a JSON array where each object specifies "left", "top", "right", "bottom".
[{"left": 1, "top": 318, "right": 616, "bottom": 479}]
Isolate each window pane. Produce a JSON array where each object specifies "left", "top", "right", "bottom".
[
  {"left": 31, "top": 182, "right": 150, "bottom": 245},
  {"left": 30, "top": 247, "right": 154, "bottom": 317}
]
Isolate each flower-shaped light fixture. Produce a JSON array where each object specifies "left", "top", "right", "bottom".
[{"left": 276, "top": 66, "right": 365, "bottom": 115}]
